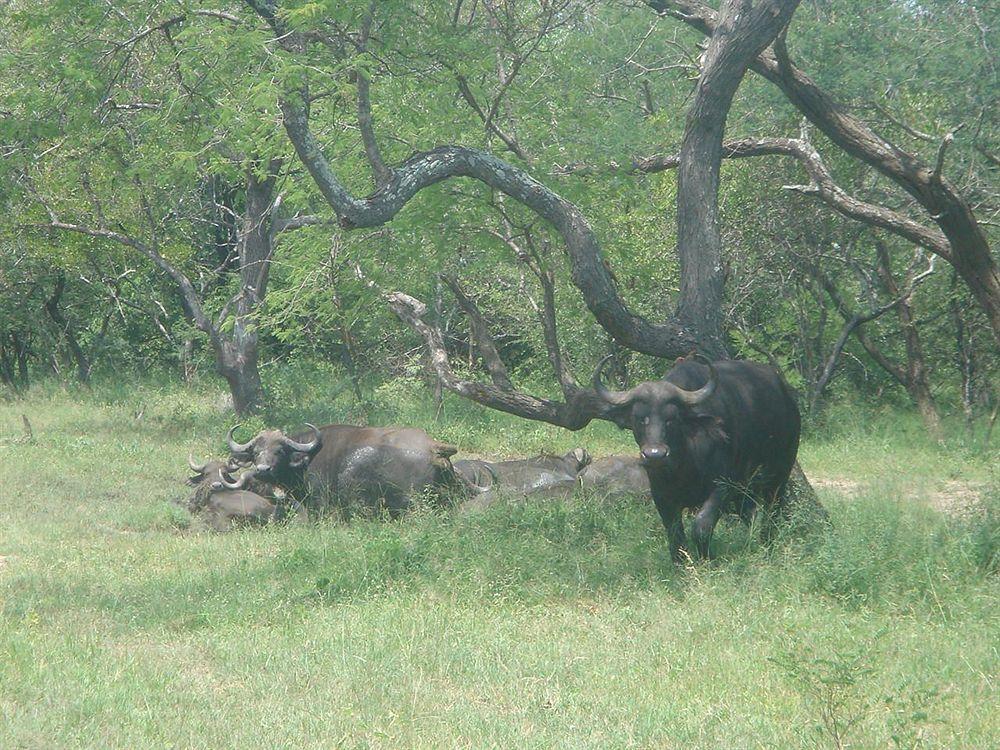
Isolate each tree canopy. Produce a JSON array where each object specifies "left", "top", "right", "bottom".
[{"left": 1, "top": 0, "right": 996, "bottom": 430}]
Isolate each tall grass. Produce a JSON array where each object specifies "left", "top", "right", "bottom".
[{"left": 0, "top": 379, "right": 996, "bottom": 748}]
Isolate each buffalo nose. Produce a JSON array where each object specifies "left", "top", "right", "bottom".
[{"left": 641, "top": 445, "right": 669, "bottom": 462}]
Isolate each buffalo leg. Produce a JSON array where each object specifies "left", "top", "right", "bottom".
[
  {"left": 650, "top": 476, "right": 687, "bottom": 562},
  {"left": 760, "top": 481, "right": 790, "bottom": 544},
  {"left": 661, "top": 507, "right": 688, "bottom": 562},
  {"left": 738, "top": 496, "right": 757, "bottom": 527},
  {"left": 691, "top": 488, "right": 727, "bottom": 559}
]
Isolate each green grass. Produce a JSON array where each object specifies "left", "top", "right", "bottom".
[{"left": 0, "top": 379, "right": 997, "bottom": 748}]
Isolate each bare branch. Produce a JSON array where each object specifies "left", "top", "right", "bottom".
[
  {"left": 485, "top": 223, "right": 578, "bottom": 395},
  {"left": 933, "top": 123, "right": 966, "bottom": 183},
  {"left": 388, "top": 291, "right": 604, "bottom": 430},
  {"left": 31, "top": 217, "right": 215, "bottom": 338},
  {"left": 453, "top": 73, "right": 529, "bottom": 161},
  {"left": 355, "top": 70, "right": 394, "bottom": 188},
  {"left": 440, "top": 274, "right": 514, "bottom": 390},
  {"left": 272, "top": 213, "right": 331, "bottom": 234},
  {"left": 635, "top": 132, "right": 953, "bottom": 261},
  {"left": 643, "top": 0, "right": 1000, "bottom": 342}
]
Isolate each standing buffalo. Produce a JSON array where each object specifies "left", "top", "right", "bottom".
[
  {"left": 593, "top": 355, "right": 800, "bottom": 560},
  {"left": 185, "top": 456, "right": 291, "bottom": 532},
  {"left": 223, "top": 423, "right": 462, "bottom": 515}
]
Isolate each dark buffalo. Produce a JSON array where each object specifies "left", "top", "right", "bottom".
[
  {"left": 578, "top": 456, "right": 650, "bottom": 496},
  {"left": 593, "top": 355, "right": 800, "bottom": 560},
  {"left": 223, "top": 424, "right": 461, "bottom": 515},
  {"left": 453, "top": 448, "right": 591, "bottom": 494},
  {"left": 185, "top": 456, "right": 292, "bottom": 532}
]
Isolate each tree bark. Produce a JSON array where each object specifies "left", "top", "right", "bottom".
[
  {"left": 875, "top": 242, "right": 941, "bottom": 438},
  {"left": 44, "top": 273, "right": 92, "bottom": 384},
  {"left": 209, "top": 162, "right": 281, "bottom": 414},
  {"left": 643, "top": 0, "right": 1000, "bottom": 345},
  {"left": 675, "top": 0, "right": 801, "bottom": 359}
]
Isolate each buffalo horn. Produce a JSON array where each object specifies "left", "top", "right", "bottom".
[
  {"left": 219, "top": 469, "right": 252, "bottom": 491},
  {"left": 675, "top": 360, "right": 718, "bottom": 406},
  {"left": 282, "top": 423, "right": 320, "bottom": 453},
  {"left": 592, "top": 354, "right": 635, "bottom": 406},
  {"left": 227, "top": 424, "right": 253, "bottom": 454},
  {"left": 188, "top": 454, "right": 208, "bottom": 473}
]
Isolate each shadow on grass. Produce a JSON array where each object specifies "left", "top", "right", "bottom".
[{"left": 3, "top": 485, "right": 995, "bottom": 635}]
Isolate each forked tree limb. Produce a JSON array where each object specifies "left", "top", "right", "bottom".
[
  {"left": 439, "top": 274, "right": 514, "bottom": 391},
  {"left": 484, "top": 221, "right": 579, "bottom": 396},
  {"left": 387, "top": 291, "right": 605, "bottom": 429},
  {"left": 643, "top": 0, "right": 1000, "bottom": 343},
  {"left": 633, "top": 129, "right": 953, "bottom": 261},
  {"left": 249, "top": 0, "right": 797, "bottom": 361},
  {"left": 277, "top": 98, "right": 702, "bottom": 358},
  {"left": 807, "top": 251, "right": 936, "bottom": 402}
]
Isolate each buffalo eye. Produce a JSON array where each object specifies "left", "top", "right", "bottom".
[{"left": 641, "top": 416, "right": 650, "bottom": 426}]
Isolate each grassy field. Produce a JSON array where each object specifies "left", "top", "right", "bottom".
[{"left": 0, "top": 379, "right": 996, "bottom": 749}]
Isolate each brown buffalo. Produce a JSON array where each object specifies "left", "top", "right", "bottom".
[
  {"left": 223, "top": 423, "right": 462, "bottom": 515},
  {"left": 453, "top": 448, "right": 591, "bottom": 494},
  {"left": 578, "top": 456, "right": 650, "bottom": 496},
  {"left": 185, "top": 456, "right": 294, "bottom": 532}
]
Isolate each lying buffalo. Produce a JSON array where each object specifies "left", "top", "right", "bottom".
[
  {"left": 185, "top": 456, "right": 292, "bottom": 532},
  {"left": 578, "top": 456, "right": 650, "bottom": 496},
  {"left": 594, "top": 355, "right": 800, "bottom": 560},
  {"left": 223, "top": 423, "right": 462, "bottom": 515},
  {"left": 453, "top": 448, "right": 591, "bottom": 494}
]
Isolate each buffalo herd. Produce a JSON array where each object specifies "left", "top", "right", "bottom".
[{"left": 181, "top": 355, "right": 801, "bottom": 561}]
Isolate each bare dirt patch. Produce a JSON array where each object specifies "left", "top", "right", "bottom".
[
  {"left": 810, "top": 475, "right": 862, "bottom": 497},
  {"left": 810, "top": 474, "right": 987, "bottom": 516},
  {"left": 926, "top": 480, "right": 989, "bottom": 517}
]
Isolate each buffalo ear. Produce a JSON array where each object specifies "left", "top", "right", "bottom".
[
  {"left": 687, "top": 412, "right": 728, "bottom": 442},
  {"left": 185, "top": 475, "right": 202, "bottom": 487},
  {"left": 289, "top": 451, "right": 313, "bottom": 469},
  {"left": 600, "top": 404, "right": 633, "bottom": 431}
]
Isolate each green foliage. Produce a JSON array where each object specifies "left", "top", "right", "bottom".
[{"left": 1, "top": 0, "right": 995, "bottom": 425}]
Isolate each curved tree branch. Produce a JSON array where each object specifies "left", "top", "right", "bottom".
[
  {"left": 635, "top": 130, "right": 953, "bottom": 261},
  {"left": 277, "top": 94, "right": 700, "bottom": 358},
  {"left": 643, "top": 0, "right": 1000, "bottom": 343},
  {"left": 388, "top": 291, "right": 605, "bottom": 430}
]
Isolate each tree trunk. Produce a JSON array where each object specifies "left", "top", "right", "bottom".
[
  {"left": 207, "top": 161, "right": 282, "bottom": 415},
  {"left": 181, "top": 337, "right": 195, "bottom": 383},
  {"left": 644, "top": 0, "right": 1000, "bottom": 346},
  {"left": 950, "top": 274, "right": 976, "bottom": 435},
  {"left": 44, "top": 274, "right": 92, "bottom": 385},
  {"left": 674, "top": 0, "right": 801, "bottom": 358},
  {"left": 0, "top": 336, "right": 14, "bottom": 389},
  {"left": 875, "top": 243, "right": 941, "bottom": 438},
  {"left": 12, "top": 332, "right": 30, "bottom": 389},
  {"left": 218, "top": 345, "right": 265, "bottom": 415}
]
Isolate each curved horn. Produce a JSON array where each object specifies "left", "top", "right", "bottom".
[
  {"left": 591, "top": 354, "right": 635, "bottom": 407},
  {"left": 676, "top": 359, "right": 717, "bottom": 406},
  {"left": 188, "top": 454, "right": 208, "bottom": 473},
  {"left": 227, "top": 424, "right": 253, "bottom": 455},
  {"left": 281, "top": 423, "right": 320, "bottom": 453},
  {"left": 218, "top": 468, "right": 253, "bottom": 491}
]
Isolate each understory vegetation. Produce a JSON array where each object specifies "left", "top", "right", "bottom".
[
  {"left": 1, "top": 1, "right": 997, "bottom": 746},
  {"left": 0, "top": 382, "right": 995, "bottom": 749}
]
